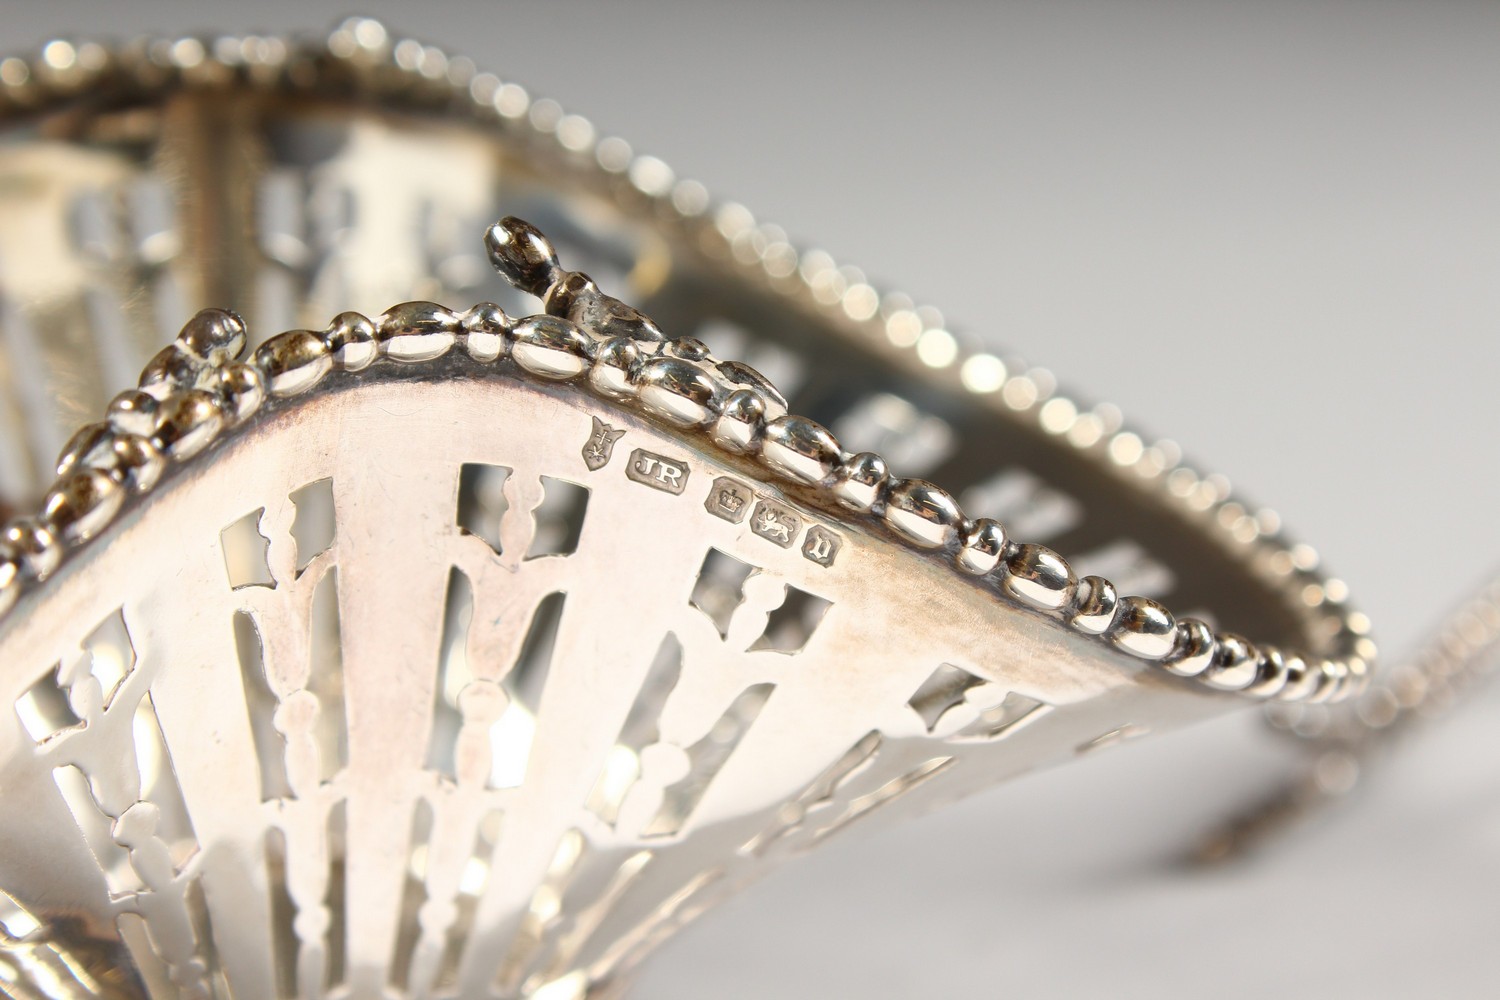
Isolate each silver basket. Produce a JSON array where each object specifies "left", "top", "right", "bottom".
[{"left": 0, "top": 20, "right": 1374, "bottom": 1000}]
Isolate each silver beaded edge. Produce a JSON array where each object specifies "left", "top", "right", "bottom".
[{"left": 0, "top": 19, "right": 1375, "bottom": 705}]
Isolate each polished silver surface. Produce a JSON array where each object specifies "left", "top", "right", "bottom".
[
  {"left": 0, "top": 20, "right": 1374, "bottom": 700},
  {"left": 0, "top": 209, "right": 1373, "bottom": 704},
  {"left": 0, "top": 10, "right": 1486, "bottom": 1000},
  {"left": 0, "top": 298, "right": 1234, "bottom": 999}
]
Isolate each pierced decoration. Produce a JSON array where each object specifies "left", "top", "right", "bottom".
[
  {"left": 748, "top": 586, "right": 833, "bottom": 655},
  {"left": 0, "top": 21, "right": 1381, "bottom": 1000},
  {"left": 0, "top": 211, "right": 1370, "bottom": 1000}
]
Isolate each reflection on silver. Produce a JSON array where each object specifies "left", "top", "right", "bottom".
[
  {"left": 0, "top": 363, "right": 1237, "bottom": 999},
  {"left": 960, "top": 467, "right": 1082, "bottom": 542},
  {"left": 0, "top": 18, "right": 1384, "bottom": 1000},
  {"left": 832, "top": 392, "right": 955, "bottom": 477}
]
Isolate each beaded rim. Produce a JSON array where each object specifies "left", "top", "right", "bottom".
[
  {"left": 0, "top": 20, "right": 1374, "bottom": 704},
  {"left": 3, "top": 281, "right": 1365, "bottom": 705}
]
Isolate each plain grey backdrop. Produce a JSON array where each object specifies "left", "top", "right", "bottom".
[{"left": 9, "top": 1, "right": 1497, "bottom": 996}]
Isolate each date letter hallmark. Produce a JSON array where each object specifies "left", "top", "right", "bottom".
[
  {"left": 705, "top": 479, "right": 842, "bottom": 566},
  {"left": 802, "top": 525, "right": 841, "bottom": 568},
  {"left": 627, "top": 449, "right": 691, "bottom": 495},
  {"left": 705, "top": 477, "right": 753, "bottom": 524},
  {"left": 583, "top": 416, "right": 627, "bottom": 471}
]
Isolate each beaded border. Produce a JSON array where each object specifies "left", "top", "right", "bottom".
[
  {"left": 0, "top": 20, "right": 1373, "bottom": 703},
  {"left": 2, "top": 284, "right": 1359, "bottom": 705}
]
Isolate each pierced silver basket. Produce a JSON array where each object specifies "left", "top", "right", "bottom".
[{"left": 0, "top": 20, "right": 1373, "bottom": 1000}]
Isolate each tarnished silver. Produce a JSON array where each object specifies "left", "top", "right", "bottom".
[{"left": 0, "top": 18, "right": 1391, "bottom": 1000}]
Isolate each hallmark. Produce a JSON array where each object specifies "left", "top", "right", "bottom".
[
  {"left": 582, "top": 416, "right": 626, "bottom": 471},
  {"left": 706, "top": 477, "right": 753, "bottom": 523},
  {"left": 802, "top": 525, "right": 842, "bottom": 568},
  {"left": 750, "top": 500, "right": 802, "bottom": 548},
  {"left": 627, "top": 449, "right": 690, "bottom": 495}
]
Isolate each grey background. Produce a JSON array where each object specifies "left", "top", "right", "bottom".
[{"left": 10, "top": 1, "right": 1499, "bottom": 996}]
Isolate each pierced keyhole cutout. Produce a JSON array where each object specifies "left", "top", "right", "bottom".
[
  {"left": 908, "top": 663, "right": 987, "bottom": 732},
  {"left": 15, "top": 665, "right": 81, "bottom": 744},
  {"left": 749, "top": 586, "right": 833, "bottom": 654},
  {"left": 234, "top": 611, "right": 291, "bottom": 802},
  {"left": 15, "top": 609, "right": 138, "bottom": 744},
  {"left": 492, "top": 591, "right": 567, "bottom": 790},
  {"left": 388, "top": 799, "right": 436, "bottom": 993},
  {"left": 689, "top": 549, "right": 755, "bottom": 637},
  {"left": 307, "top": 569, "right": 349, "bottom": 783},
  {"left": 457, "top": 463, "right": 513, "bottom": 554},
  {"left": 233, "top": 570, "right": 349, "bottom": 800},
  {"left": 428, "top": 568, "right": 477, "bottom": 784},
  {"left": 586, "top": 634, "right": 685, "bottom": 827},
  {"left": 908, "top": 663, "right": 1053, "bottom": 741},
  {"left": 222, "top": 508, "right": 274, "bottom": 589},
  {"left": 290, "top": 478, "right": 337, "bottom": 573},
  {"left": 952, "top": 690, "right": 1051, "bottom": 742},
  {"left": 642, "top": 682, "right": 775, "bottom": 839},
  {"left": 526, "top": 477, "right": 590, "bottom": 559}
]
